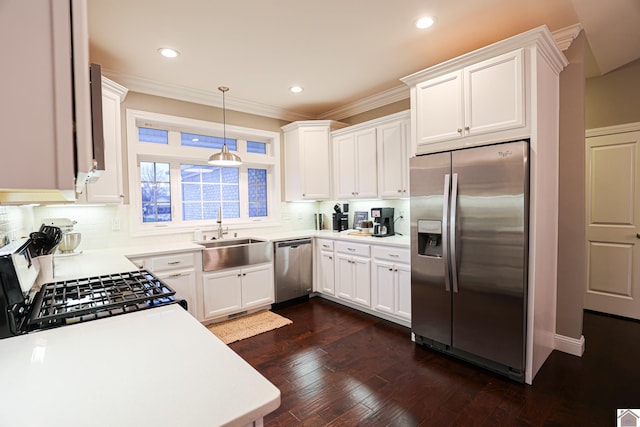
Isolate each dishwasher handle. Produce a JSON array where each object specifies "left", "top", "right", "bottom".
[{"left": 276, "top": 239, "right": 312, "bottom": 249}]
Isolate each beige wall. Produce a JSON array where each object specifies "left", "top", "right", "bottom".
[
  {"left": 585, "top": 58, "right": 640, "bottom": 129},
  {"left": 556, "top": 32, "right": 586, "bottom": 340},
  {"left": 341, "top": 99, "right": 410, "bottom": 125}
]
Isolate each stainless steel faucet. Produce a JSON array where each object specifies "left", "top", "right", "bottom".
[{"left": 215, "top": 207, "right": 227, "bottom": 239}]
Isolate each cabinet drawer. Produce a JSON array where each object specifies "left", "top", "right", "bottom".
[
  {"left": 371, "top": 246, "right": 410, "bottom": 263},
  {"left": 148, "top": 252, "right": 196, "bottom": 272},
  {"left": 335, "top": 241, "right": 370, "bottom": 257},
  {"left": 317, "top": 239, "right": 335, "bottom": 252}
]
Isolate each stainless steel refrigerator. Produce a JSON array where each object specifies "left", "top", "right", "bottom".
[{"left": 410, "top": 140, "right": 529, "bottom": 382}]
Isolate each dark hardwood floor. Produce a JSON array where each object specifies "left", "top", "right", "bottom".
[{"left": 230, "top": 297, "right": 640, "bottom": 426}]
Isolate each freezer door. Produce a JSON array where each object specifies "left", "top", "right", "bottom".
[
  {"left": 450, "top": 140, "right": 528, "bottom": 370},
  {"left": 410, "top": 152, "right": 452, "bottom": 345}
]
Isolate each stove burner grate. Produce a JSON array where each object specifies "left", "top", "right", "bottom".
[{"left": 27, "top": 270, "right": 177, "bottom": 328}]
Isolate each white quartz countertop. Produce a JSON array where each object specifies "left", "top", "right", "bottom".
[
  {"left": 249, "top": 229, "right": 410, "bottom": 247},
  {"left": 0, "top": 305, "right": 280, "bottom": 427}
]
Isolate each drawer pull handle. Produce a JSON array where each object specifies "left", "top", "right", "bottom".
[
  {"left": 168, "top": 273, "right": 185, "bottom": 278},
  {"left": 322, "top": 245, "right": 330, "bottom": 249},
  {"left": 347, "top": 248, "right": 356, "bottom": 252},
  {"left": 168, "top": 261, "right": 181, "bottom": 265},
  {"left": 389, "top": 254, "right": 399, "bottom": 257}
]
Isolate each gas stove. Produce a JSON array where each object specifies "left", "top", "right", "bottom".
[
  {"left": 1, "top": 239, "right": 186, "bottom": 339},
  {"left": 27, "top": 269, "right": 185, "bottom": 330}
]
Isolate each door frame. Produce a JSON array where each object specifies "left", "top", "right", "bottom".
[{"left": 585, "top": 122, "right": 640, "bottom": 319}]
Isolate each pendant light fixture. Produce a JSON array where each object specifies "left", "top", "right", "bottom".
[{"left": 208, "top": 86, "right": 242, "bottom": 166}]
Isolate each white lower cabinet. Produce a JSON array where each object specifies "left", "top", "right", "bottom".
[
  {"left": 202, "top": 263, "right": 274, "bottom": 321},
  {"left": 334, "top": 242, "right": 371, "bottom": 308},
  {"left": 371, "top": 260, "right": 411, "bottom": 322},
  {"left": 318, "top": 251, "right": 335, "bottom": 295},
  {"left": 127, "top": 251, "right": 200, "bottom": 320},
  {"left": 371, "top": 246, "right": 411, "bottom": 322},
  {"left": 156, "top": 269, "right": 198, "bottom": 319},
  {"left": 314, "top": 239, "right": 411, "bottom": 325}
]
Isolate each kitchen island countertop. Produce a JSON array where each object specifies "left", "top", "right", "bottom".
[{"left": 3, "top": 250, "right": 280, "bottom": 427}]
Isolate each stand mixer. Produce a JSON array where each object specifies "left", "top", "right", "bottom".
[{"left": 42, "top": 218, "right": 81, "bottom": 254}]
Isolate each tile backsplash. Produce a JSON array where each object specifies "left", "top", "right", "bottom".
[{"left": 1, "top": 198, "right": 409, "bottom": 250}]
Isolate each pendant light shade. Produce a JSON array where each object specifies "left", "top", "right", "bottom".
[{"left": 208, "top": 86, "right": 242, "bottom": 166}]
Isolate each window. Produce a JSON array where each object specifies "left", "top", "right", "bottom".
[
  {"left": 248, "top": 168, "right": 268, "bottom": 217},
  {"left": 127, "top": 110, "right": 280, "bottom": 235},
  {"left": 140, "top": 161, "right": 171, "bottom": 222}
]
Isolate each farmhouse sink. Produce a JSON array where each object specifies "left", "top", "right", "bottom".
[{"left": 199, "top": 238, "right": 272, "bottom": 271}]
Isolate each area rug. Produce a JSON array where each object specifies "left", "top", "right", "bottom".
[{"left": 207, "top": 310, "right": 292, "bottom": 344}]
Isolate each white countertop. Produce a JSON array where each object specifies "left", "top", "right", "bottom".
[
  {"left": 0, "top": 305, "right": 280, "bottom": 427},
  {"left": 250, "top": 228, "right": 409, "bottom": 247}
]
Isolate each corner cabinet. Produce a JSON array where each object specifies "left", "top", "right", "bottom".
[
  {"left": 282, "top": 120, "right": 347, "bottom": 201},
  {"left": 128, "top": 251, "right": 200, "bottom": 320}
]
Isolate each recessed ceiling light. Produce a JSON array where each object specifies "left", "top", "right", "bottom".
[
  {"left": 290, "top": 86, "right": 303, "bottom": 93},
  {"left": 158, "top": 47, "right": 180, "bottom": 58},
  {"left": 416, "top": 16, "right": 435, "bottom": 29}
]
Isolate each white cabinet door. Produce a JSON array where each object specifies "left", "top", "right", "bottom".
[
  {"left": 82, "top": 79, "right": 127, "bottom": 203},
  {"left": 352, "top": 256, "right": 371, "bottom": 308},
  {"left": 241, "top": 264, "right": 274, "bottom": 310},
  {"left": 377, "top": 119, "right": 409, "bottom": 198},
  {"left": 300, "top": 126, "right": 332, "bottom": 200},
  {"left": 464, "top": 49, "right": 525, "bottom": 137},
  {"left": 318, "top": 250, "right": 335, "bottom": 295},
  {"left": 354, "top": 128, "right": 378, "bottom": 198},
  {"left": 396, "top": 263, "right": 411, "bottom": 321},
  {"left": 1, "top": 0, "right": 76, "bottom": 191},
  {"left": 157, "top": 269, "right": 198, "bottom": 319},
  {"left": 203, "top": 270, "right": 243, "bottom": 319},
  {"left": 413, "top": 49, "right": 525, "bottom": 151},
  {"left": 333, "top": 133, "right": 357, "bottom": 199},
  {"left": 335, "top": 254, "right": 354, "bottom": 301},
  {"left": 415, "top": 70, "right": 464, "bottom": 146},
  {"left": 372, "top": 260, "right": 395, "bottom": 315}
]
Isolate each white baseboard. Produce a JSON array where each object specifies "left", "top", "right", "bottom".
[{"left": 554, "top": 334, "right": 585, "bottom": 356}]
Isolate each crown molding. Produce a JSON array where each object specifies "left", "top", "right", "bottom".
[
  {"left": 103, "top": 24, "right": 582, "bottom": 123},
  {"left": 102, "top": 69, "right": 315, "bottom": 122},
  {"left": 102, "top": 76, "right": 128, "bottom": 102},
  {"left": 552, "top": 23, "right": 583, "bottom": 51},
  {"left": 317, "top": 85, "right": 410, "bottom": 120}
]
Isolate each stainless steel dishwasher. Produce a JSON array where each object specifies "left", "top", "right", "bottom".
[{"left": 274, "top": 238, "right": 312, "bottom": 303}]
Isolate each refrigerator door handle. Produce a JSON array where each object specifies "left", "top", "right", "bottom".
[
  {"left": 450, "top": 173, "right": 459, "bottom": 293},
  {"left": 442, "top": 173, "right": 451, "bottom": 292}
]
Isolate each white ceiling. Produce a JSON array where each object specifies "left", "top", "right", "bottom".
[{"left": 87, "top": 0, "right": 640, "bottom": 121}]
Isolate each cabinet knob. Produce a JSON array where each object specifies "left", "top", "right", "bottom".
[
  {"left": 397, "top": 189, "right": 402, "bottom": 193},
  {"left": 457, "top": 128, "right": 463, "bottom": 133},
  {"left": 464, "top": 126, "right": 470, "bottom": 131},
  {"left": 302, "top": 193, "right": 306, "bottom": 197}
]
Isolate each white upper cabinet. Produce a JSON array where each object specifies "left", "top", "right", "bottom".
[
  {"left": 0, "top": 0, "right": 92, "bottom": 201},
  {"left": 412, "top": 49, "right": 525, "bottom": 151},
  {"left": 78, "top": 78, "right": 128, "bottom": 204},
  {"left": 282, "top": 120, "right": 347, "bottom": 201},
  {"left": 333, "top": 128, "right": 377, "bottom": 199},
  {"left": 377, "top": 117, "right": 410, "bottom": 198}
]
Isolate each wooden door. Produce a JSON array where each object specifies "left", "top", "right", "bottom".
[{"left": 585, "top": 130, "right": 640, "bottom": 319}]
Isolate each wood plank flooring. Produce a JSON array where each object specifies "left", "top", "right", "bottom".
[{"left": 230, "top": 297, "right": 640, "bottom": 426}]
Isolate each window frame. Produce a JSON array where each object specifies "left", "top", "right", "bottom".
[{"left": 126, "top": 109, "right": 281, "bottom": 236}]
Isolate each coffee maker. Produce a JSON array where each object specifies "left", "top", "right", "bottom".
[
  {"left": 332, "top": 203, "right": 349, "bottom": 232},
  {"left": 371, "top": 207, "right": 394, "bottom": 237}
]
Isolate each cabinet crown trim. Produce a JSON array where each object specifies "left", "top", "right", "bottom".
[
  {"left": 400, "top": 25, "right": 568, "bottom": 86},
  {"left": 331, "top": 110, "right": 410, "bottom": 137}
]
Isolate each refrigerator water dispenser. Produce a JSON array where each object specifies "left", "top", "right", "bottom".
[{"left": 417, "top": 219, "right": 442, "bottom": 257}]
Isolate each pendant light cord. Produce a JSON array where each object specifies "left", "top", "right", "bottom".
[{"left": 219, "top": 86, "right": 229, "bottom": 146}]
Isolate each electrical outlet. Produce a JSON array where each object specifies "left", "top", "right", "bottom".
[{"left": 111, "top": 218, "right": 121, "bottom": 231}]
